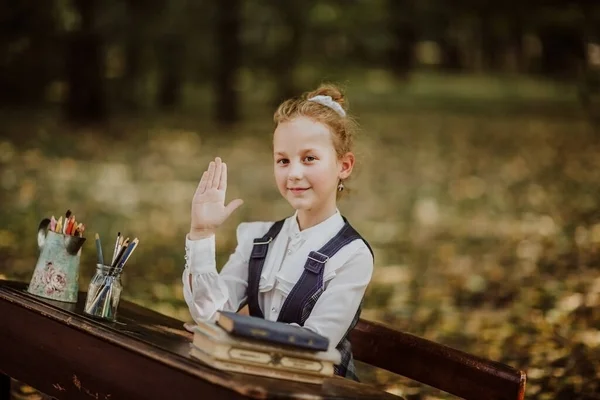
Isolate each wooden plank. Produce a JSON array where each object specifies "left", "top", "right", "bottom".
[
  {"left": 0, "top": 280, "right": 401, "bottom": 400},
  {"left": 0, "top": 295, "right": 255, "bottom": 400},
  {"left": 350, "top": 318, "right": 526, "bottom": 400}
]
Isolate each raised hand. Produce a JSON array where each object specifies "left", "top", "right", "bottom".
[{"left": 189, "top": 157, "right": 243, "bottom": 239}]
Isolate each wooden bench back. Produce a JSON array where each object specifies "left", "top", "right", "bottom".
[{"left": 350, "top": 319, "right": 527, "bottom": 400}]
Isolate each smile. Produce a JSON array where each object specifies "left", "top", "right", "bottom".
[{"left": 288, "top": 188, "right": 309, "bottom": 194}]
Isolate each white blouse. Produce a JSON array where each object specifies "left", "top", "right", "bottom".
[{"left": 182, "top": 210, "right": 374, "bottom": 348}]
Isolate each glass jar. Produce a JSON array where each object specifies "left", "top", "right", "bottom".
[{"left": 84, "top": 264, "right": 123, "bottom": 321}]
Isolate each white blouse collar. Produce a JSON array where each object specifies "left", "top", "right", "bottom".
[
  {"left": 257, "top": 210, "right": 345, "bottom": 292},
  {"left": 287, "top": 209, "right": 344, "bottom": 240}
]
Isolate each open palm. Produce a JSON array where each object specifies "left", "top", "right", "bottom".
[{"left": 190, "top": 157, "right": 243, "bottom": 236}]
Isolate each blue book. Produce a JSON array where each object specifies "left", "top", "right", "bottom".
[{"left": 216, "top": 311, "right": 330, "bottom": 352}]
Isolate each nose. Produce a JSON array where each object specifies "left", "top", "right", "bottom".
[{"left": 287, "top": 160, "right": 303, "bottom": 181}]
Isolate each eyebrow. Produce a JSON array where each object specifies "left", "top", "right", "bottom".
[{"left": 274, "top": 148, "right": 317, "bottom": 155}]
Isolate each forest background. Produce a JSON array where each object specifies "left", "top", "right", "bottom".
[{"left": 2, "top": 1, "right": 600, "bottom": 398}]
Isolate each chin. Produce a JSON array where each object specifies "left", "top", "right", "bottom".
[{"left": 286, "top": 197, "right": 314, "bottom": 211}]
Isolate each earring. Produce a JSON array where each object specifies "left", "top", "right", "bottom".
[{"left": 337, "top": 181, "right": 345, "bottom": 192}]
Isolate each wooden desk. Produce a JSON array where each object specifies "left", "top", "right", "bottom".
[{"left": 0, "top": 280, "right": 401, "bottom": 400}]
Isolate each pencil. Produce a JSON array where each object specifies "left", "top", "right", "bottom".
[
  {"left": 66, "top": 217, "right": 74, "bottom": 235},
  {"left": 111, "top": 242, "right": 128, "bottom": 270},
  {"left": 70, "top": 216, "right": 76, "bottom": 235},
  {"left": 115, "top": 238, "right": 139, "bottom": 273},
  {"left": 111, "top": 232, "right": 121, "bottom": 264},
  {"left": 73, "top": 223, "right": 82, "bottom": 236}
]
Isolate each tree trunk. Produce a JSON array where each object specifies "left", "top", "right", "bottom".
[
  {"left": 120, "top": 0, "right": 145, "bottom": 111},
  {"left": 0, "top": 1, "right": 59, "bottom": 106},
  {"left": 157, "top": 35, "right": 185, "bottom": 110},
  {"left": 273, "top": 19, "right": 302, "bottom": 104},
  {"left": 64, "top": 0, "right": 107, "bottom": 124},
  {"left": 538, "top": 25, "right": 585, "bottom": 78},
  {"left": 509, "top": 12, "right": 525, "bottom": 72},
  {"left": 121, "top": 37, "right": 143, "bottom": 110},
  {"left": 387, "top": 0, "right": 416, "bottom": 79},
  {"left": 214, "top": 0, "right": 241, "bottom": 125},
  {"left": 479, "top": 9, "right": 496, "bottom": 71},
  {"left": 269, "top": 0, "right": 311, "bottom": 106}
]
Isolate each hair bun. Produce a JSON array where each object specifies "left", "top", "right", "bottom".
[{"left": 307, "top": 84, "right": 347, "bottom": 110}]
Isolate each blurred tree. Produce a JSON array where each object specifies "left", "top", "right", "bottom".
[
  {"left": 387, "top": 0, "right": 417, "bottom": 79},
  {"left": 214, "top": 0, "right": 241, "bottom": 125},
  {"left": 64, "top": 0, "right": 107, "bottom": 124},
  {"left": 157, "top": 35, "right": 185, "bottom": 110},
  {"left": 538, "top": 24, "right": 586, "bottom": 78},
  {"left": 0, "top": 0, "right": 60, "bottom": 105},
  {"left": 119, "top": 0, "right": 147, "bottom": 111},
  {"left": 413, "top": 0, "right": 463, "bottom": 70},
  {"left": 156, "top": 0, "right": 188, "bottom": 110},
  {"left": 1, "top": 0, "right": 599, "bottom": 123},
  {"left": 578, "top": 2, "right": 600, "bottom": 119},
  {"left": 268, "top": 0, "right": 314, "bottom": 104},
  {"left": 506, "top": 1, "right": 527, "bottom": 72},
  {"left": 528, "top": 2, "right": 586, "bottom": 78}
]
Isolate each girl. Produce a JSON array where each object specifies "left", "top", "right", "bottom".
[{"left": 182, "top": 84, "right": 374, "bottom": 380}]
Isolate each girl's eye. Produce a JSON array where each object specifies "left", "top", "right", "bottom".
[
  {"left": 304, "top": 156, "right": 316, "bottom": 162},
  {"left": 277, "top": 158, "right": 289, "bottom": 165}
]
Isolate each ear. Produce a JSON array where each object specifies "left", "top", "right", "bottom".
[{"left": 338, "top": 152, "right": 355, "bottom": 180}]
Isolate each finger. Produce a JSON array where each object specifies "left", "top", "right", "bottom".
[
  {"left": 206, "top": 161, "right": 215, "bottom": 189},
  {"left": 183, "top": 322, "right": 195, "bottom": 332},
  {"left": 219, "top": 162, "right": 227, "bottom": 191},
  {"left": 225, "top": 199, "right": 244, "bottom": 217},
  {"left": 197, "top": 171, "right": 208, "bottom": 194},
  {"left": 212, "top": 157, "right": 222, "bottom": 188}
]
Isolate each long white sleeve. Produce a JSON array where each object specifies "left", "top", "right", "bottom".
[{"left": 182, "top": 222, "right": 270, "bottom": 323}]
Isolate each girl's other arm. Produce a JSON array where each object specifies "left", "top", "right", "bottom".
[{"left": 300, "top": 247, "right": 374, "bottom": 348}]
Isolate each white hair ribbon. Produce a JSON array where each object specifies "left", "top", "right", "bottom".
[{"left": 307, "top": 95, "right": 346, "bottom": 117}]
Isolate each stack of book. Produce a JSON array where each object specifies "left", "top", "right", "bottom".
[{"left": 188, "top": 311, "right": 341, "bottom": 384}]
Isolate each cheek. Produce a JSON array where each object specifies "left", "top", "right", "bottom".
[
  {"left": 308, "top": 164, "right": 337, "bottom": 188},
  {"left": 274, "top": 167, "right": 287, "bottom": 186}
]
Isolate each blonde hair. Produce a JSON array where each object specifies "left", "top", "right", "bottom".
[{"left": 273, "top": 83, "right": 359, "bottom": 159}]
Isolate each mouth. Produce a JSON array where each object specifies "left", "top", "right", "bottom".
[{"left": 288, "top": 187, "right": 309, "bottom": 194}]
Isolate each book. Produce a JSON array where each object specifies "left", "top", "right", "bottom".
[
  {"left": 216, "top": 311, "right": 330, "bottom": 352},
  {"left": 189, "top": 344, "right": 325, "bottom": 385},
  {"left": 191, "top": 320, "right": 340, "bottom": 376}
]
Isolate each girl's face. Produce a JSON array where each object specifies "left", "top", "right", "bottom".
[{"left": 273, "top": 116, "right": 353, "bottom": 218}]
